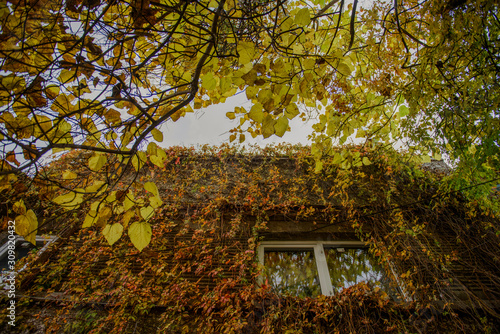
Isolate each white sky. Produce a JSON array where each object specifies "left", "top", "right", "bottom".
[{"left": 158, "top": 93, "right": 315, "bottom": 148}]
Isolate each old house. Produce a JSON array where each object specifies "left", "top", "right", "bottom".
[{"left": 2, "top": 145, "right": 499, "bottom": 333}]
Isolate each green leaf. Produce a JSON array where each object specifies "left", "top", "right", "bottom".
[
  {"left": 294, "top": 8, "right": 311, "bottom": 27},
  {"left": 102, "top": 223, "right": 123, "bottom": 246},
  {"left": 399, "top": 105, "right": 409, "bottom": 117},
  {"left": 89, "top": 154, "right": 107, "bottom": 172},
  {"left": 421, "top": 155, "right": 431, "bottom": 163},
  {"left": 128, "top": 221, "right": 152, "bottom": 251},
  {"left": 274, "top": 116, "right": 289, "bottom": 137},
  {"left": 151, "top": 129, "right": 163, "bottom": 142},
  {"left": 362, "top": 157, "right": 371, "bottom": 165},
  {"left": 15, "top": 210, "right": 37, "bottom": 245}
]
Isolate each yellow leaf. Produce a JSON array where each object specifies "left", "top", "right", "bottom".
[
  {"left": 53, "top": 191, "right": 83, "bottom": 210},
  {"left": 83, "top": 210, "right": 98, "bottom": 228},
  {"left": 85, "top": 181, "right": 106, "bottom": 193},
  {"left": 314, "top": 160, "right": 324, "bottom": 173},
  {"left": 128, "top": 221, "right": 152, "bottom": 251},
  {"left": 237, "top": 41, "right": 255, "bottom": 65},
  {"left": 285, "top": 103, "right": 299, "bottom": 119},
  {"left": 45, "top": 85, "right": 60, "bottom": 100},
  {"left": 123, "top": 191, "right": 135, "bottom": 211},
  {"left": 262, "top": 114, "right": 276, "bottom": 138},
  {"left": 147, "top": 142, "right": 158, "bottom": 156},
  {"left": 132, "top": 151, "right": 147, "bottom": 172},
  {"left": 149, "top": 196, "right": 163, "bottom": 208},
  {"left": 113, "top": 205, "right": 124, "bottom": 215},
  {"left": 249, "top": 103, "right": 264, "bottom": 123},
  {"left": 294, "top": 8, "right": 311, "bottom": 27},
  {"left": 102, "top": 223, "right": 123, "bottom": 246},
  {"left": 89, "top": 154, "right": 107, "bottom": 171},
  {"left": 274, "top": 116, "right": 289, "bottom": 137},
  {"left": 122, "top": 210, "right": 135, "bottom": 227},
  {"left": 59, "top": 69, "right": 76, "bottom": 83},
  {"left": 201, "top": 72, "right": 217, "bottom": 90},
  {"left": 144, "top": 182, "right": 160, "bottom": 199},
  {"left": 226, "top": 112, "right": 236, "bottom": 120},
  {"left": 362, "top": 157, "right": 371, "bottom": 165},
  {"left": 63, "top": 170, "right": 77, "bottom": 180},
  {"left": 140, "top": 205, "right": 155, "bottom": 221},
  {"left": 32, "top": 115, "right": 52, "bottom": 137},
  {"left": 150, "top": 154, "right": 165, "bottom": 168},
  {"left": 151, "top": 129, "right": 163, "bottom": 142},
  {"left": 337, "top": 62, "right": 352, "bottom": 76},
  {"left": 15, "top": 210, "right": 37, "bottom": 245},
  {"left": 99, "top": 206, "right": 112, "bottom": 220},
  {"left": 356, "top": 129, "right": 365, "bottom": 138},
  {"left": 194, "top": 99, "right": 202, "bottom": 109},
  {"left": 13, "top": 199, "right": 26, "bottom": 215},
  {"left": 51, "top": 94, "right": 74, "bottom": 115},
  {"left": 332, "top": 153, "right": 342, "bottom": 165}
]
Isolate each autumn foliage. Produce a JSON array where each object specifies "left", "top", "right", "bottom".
[
  {"left": 1, "top": 0, "right": 499, "bottom": 245},
  {"left": 0, "top": 145, "right": 498, "bottom": 333},
  {"left": 1, "top": 0, "right": 499, "bottom": 331}
]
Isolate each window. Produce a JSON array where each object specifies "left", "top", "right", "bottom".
[
  {"left": 0, "top": 235, "right": 57, "bottom": 288},
  {"left": 258, "top": 241, "right": 402, "bottom": 298}
]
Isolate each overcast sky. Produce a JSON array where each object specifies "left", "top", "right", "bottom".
[{"left": 158, "top": 93, "right": 315, "bottom": 148}]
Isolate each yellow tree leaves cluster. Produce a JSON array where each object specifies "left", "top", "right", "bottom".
[{"left": 0, "top": 0, "right": 498, "bottom": 249}]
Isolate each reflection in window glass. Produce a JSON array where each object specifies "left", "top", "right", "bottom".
[
  {"left": 325, "top": 248, "right": 392, "bottom": 293},
  {"left": 0, "top": 242, "right": 37, "bottom": 272},
  {"left": 264, "top": 249, "right": 320, "bottom": 297}
]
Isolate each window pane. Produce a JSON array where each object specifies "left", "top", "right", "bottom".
[
  {"left": 0, "top": 241, "right": 37, "bottom": 272},
  {"left": 264, "top": 249, "right": 321, "bottom": 297},
  {"left": 325, "top": 248, "right": 393, "bottom": 294}
]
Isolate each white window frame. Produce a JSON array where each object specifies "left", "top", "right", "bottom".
[
  {"left": 0, "top": 235, "right": 58, "bottom": 288},
  {"left": 258, "top": 240, "right": 407, "bottom": 298}
]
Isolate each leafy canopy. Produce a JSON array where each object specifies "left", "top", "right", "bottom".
[{"left": 1, "top": 0, "right": 499, "bottom": 249}]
